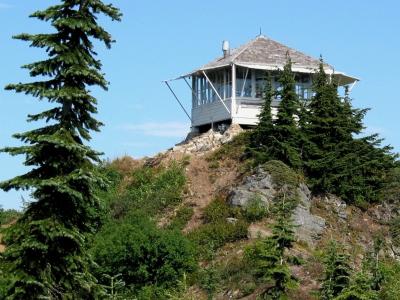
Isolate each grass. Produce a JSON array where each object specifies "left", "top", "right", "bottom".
[
  {"left": 108, "top": 161, "right": 187, "bottom": 219},
  {"left": 207, "top": 131, "right": 251, "bottom": 163}
]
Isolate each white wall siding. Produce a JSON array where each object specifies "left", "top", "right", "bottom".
[
  {"left": 191, "top": 96, "right": 280, "bottom": 128},
  {"left": 233, "top": 99, "right": 279, "bottom": 126},
  {"left": 192, "top": 99, "right": 232, "bottom": 127}
]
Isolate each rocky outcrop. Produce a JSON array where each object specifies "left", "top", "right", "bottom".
[
  {"left": 172, "top": 124, "right": 243, "bottom": 155},
  {"left": 229, "top": 167, "right": 326, "bottom": 247},
  {"left": 293, "top": 184, "right": 326, "bottom": 246},
  {"left": 230, "top": 166, "right": 275, "bottom": 207}
]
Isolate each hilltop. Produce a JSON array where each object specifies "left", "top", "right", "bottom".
[{"left": 55, "top": 126, "right": 398, "bottom": 300}]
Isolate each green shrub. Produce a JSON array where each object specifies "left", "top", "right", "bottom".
[
  {"left": 134, "top": 285, "right": 171, "bottom": 300},
  {"left": 188, "top": 220, "right": 248, "bottom": 259},
  {"left": 263, "top": 160, "right": 302, "bottom": 188},
  {"left": 91, "top": 213, "right": 197, "bottom": 294},
  {"left": 168, "top": 206, "right": 194, "bottom": 230},
  {"left": 203, "top": 198, "right": 231, "bottom": 224},
  {"left": 242, "top": 195, "right": 268, "bottom": 222},
  {"left": 379, "top": 260, "right": 400, "bottom": 299},
  {"left": 199, "top": 266, "right": 220, "bottom": 300}
]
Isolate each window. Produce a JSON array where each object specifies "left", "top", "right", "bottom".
[
  {"left": 255, "top": 70, "right": 267, "bottom": 98},
  {"left": 236, "top": 67, "right": 252, "bottom": 97},
  {"left": 193, "top": 68, "right": 232, "bottom": 106}
]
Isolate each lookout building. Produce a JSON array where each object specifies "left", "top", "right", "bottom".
[{"left": 164, "top": 35, "right": 359, "bottom": 133}]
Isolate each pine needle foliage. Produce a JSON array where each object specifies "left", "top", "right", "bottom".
[
  {"left": 304, "top": 59, "right": 364, "bottom": 194},
  {"left": 320, "top": 241, "right": 352, "bottom": 300},
  {"left": 0, "top": 1, "right": 121, "bottom": 299},
  {"left": 334, "top": 272, "right": 379, "bottom": 300},
  {"left": 246, "top": 217, "right": 298, "bottom": 299},
  {"left": 270, "top": 54, "right": 303, "bottom": 169},
  {"left": 304, "top": 59, "right": 398, "bottom": 204},
  {"left": 245, "top": 191, "right": 299, "bottom": 299}
]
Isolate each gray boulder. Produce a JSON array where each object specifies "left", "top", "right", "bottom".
[{"left": 229, "top": 167, "right": 326, "bottom": 247}]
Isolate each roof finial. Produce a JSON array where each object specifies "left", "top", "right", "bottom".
[{"left": 257, "top": 27, "right": 265, "bottom": 38}]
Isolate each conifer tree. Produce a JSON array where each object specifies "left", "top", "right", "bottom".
[
  {"left": 0, "top": 1, "right": 121, "bottom": 299},
  {"left": 362, "top": 235, "right": 385, "bottom": 292},
  {"left": 246, "top": 198, "right": 298, "bottom": 299},
  {"left": 304, "top": 59, "right": 397, "bottom": 203},
  {"left": 321, "top": 241, "right": 351, "bottom": 300},
  {"left": 304, "top": 59, "right": 364, "bottom": 193},
  {"left": 248, "top": 72, "right": 275, "bottom": 163},
  {"left": 334, "top": 272, "right": 379, "bottom": 300},
  {"left": 271, "top": 54, "right": 302, "bottom": 169}
]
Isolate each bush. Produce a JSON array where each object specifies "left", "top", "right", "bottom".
[
  {"left": 263, "top": 160, "right": 302, "bottom": 188},
  {"left": 199, "top": 266, "right": 220, "bottom": 300},
  {"left": 188, "top": 198, "right": 249, "bottom": 259},
  {"left": 379, "top": 260, "right": 400, "bottom": 299},
  {"left": 203, "top": 198, "right": 231, "bottom": 224},
  {"left": 91, "top": 213, "right": 197, "bottom": 293},
  {"left": 167, "top": 206, "right": 194, "bottom": 230},
  {"left": 242, "top": 195, "right": 268, "bottom": 222},
  {"left": 188, "top": 220, "right": 248, "bottom": 259}
]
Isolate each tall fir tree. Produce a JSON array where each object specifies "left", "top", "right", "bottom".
[
  {"left": 304, "top": 58, "right": 397, "bottom": 203},
  {"left": 0, "top": 1, "right": 121, "bottom": 299},
  {"left": 271, "top": 54, "right": 302, "bottom": 169},
  {"left": 304, "top": 59, "right": 364, "bottom": 193},
  {"left": 321, "top": 241, "right": 352, "bottom": 300},
  {"left": 248, "top": 72, "right": 275, "bottom": 163}
]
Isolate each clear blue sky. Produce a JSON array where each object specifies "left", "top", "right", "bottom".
[{"left": 1, "top": 0, "right": 399, "bottom": 209}]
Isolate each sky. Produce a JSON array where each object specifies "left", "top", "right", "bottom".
[{"left": 0, "top": 0, "right": 399, "bottom": 210}]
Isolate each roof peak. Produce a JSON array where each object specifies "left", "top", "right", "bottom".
[
  {"left": 255, "top": 34, "right": 267, "bottom": 39},
  {"left": 196, "top": 35, "right": 328, "bottom": 72}
]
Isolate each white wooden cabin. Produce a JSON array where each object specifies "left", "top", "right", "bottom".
[{"left": 165, "top": 35, "right": 359, "bottom": 133}]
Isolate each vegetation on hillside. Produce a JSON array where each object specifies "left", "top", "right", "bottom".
[{"left": 1, "top": 2, "right": 400, "bottom": 299}]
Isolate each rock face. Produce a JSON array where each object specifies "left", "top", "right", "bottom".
[
  {"left": 230, "top": 166, "right": 275, "bottom": 207},
  {"left": 293, "top": 184, "right": 326, "bottom": 246},
  {"left": 229, "top": 167, "right": 326, "bottom": 247},
  {"left": 172, "top": 124, "right": 243, "bottom": 155}
]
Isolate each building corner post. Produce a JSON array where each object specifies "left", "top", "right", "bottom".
[{"left": 231, "top": 63, "right": 236, "bottom": 123}]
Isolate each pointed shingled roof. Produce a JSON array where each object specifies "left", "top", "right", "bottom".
[
  {"left": 184, "top": 35, "right": 358, "bottom": 85},
  {"left": 198, "top": 35, "right": 331, "bottom": 72}
]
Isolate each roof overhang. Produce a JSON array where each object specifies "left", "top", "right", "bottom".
[
  {"left": 166, "top": 63, "right": 359, "bottom": 86},
  {"left": 234, "top": 62, "right": 359, "bottom": 86}
]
